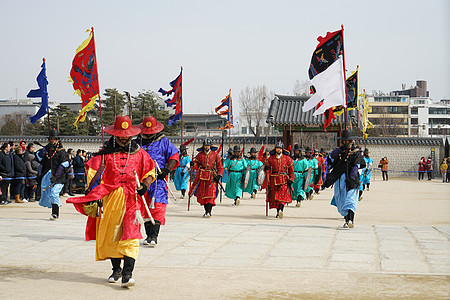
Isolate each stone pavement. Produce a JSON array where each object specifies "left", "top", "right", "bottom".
[{"left": 0, "top": 178, "right": 449, "bottom": 299}]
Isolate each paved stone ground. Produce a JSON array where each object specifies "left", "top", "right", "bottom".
[{"left": 0, "top": 178, "right": 449, "bottom": 299}]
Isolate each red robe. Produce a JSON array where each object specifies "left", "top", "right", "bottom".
[
  {"left": 265, "top": 154, "right": 294, "bottom": 209},
  {"left": 314, "top": 155, "right": 325, "bottom": 189},
  {"left": 67, "top": 148, "right": 155, "bottom": 241},
  {"left": 190, "top": 150, "right": 223, "bottom": 205}
]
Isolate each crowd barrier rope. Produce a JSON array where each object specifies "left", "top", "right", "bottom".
[{"left": 0, "top": 173, "right": 85, "bottom": 181}]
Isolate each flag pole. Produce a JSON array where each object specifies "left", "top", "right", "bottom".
[
  {"left": 91, "top": 27, "right": 104, "bottom": 145},
  {"left": 180, "top": 66, "right": 183, "bottom": 144},
  {"left": 356, "top": 65, "right": 360, "bottom": 147},
  {"left": 340, "top": 24, "right": 349, "bottom": 130},
  {"left": 42, "top": 58, "right": 51, "bottom": 136}
]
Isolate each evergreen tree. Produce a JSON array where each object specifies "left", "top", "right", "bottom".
[
  {"left": 0, "top": 119, "right": 20, "bottom": 136},
  {"left": 131, "top": 90, "right": 180, "bottom": 136}
]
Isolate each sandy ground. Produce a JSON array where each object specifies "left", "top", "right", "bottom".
[{"left": 0, "top": 177, "right": 449, "bottom": 299}]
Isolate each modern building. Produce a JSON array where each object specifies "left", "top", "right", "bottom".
[
  {"left": 410, "top": 98, "right": 450, "bottom": 137},
  {"left": 0, "top": 99, "right": 58, "bottom": 126},
  {"left": 367, "top": 94, "right": 410, "bottom": 137}
]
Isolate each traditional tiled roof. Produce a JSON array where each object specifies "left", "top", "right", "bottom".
[
  {"left": 363, "top": 137, "right": 444, "bottom": 146},
  {"left": 266, "top": 94, "right": 346, "bottom": 126},
  {"left": 0, "top": 136, "right": 444, "bottom": 147}
]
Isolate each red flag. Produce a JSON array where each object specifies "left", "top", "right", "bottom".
[
  {"left": 316, "top": 101, "right": 336, "bottom": 132},
  {"left": 258, "top": 145, "right": 265, "bottom": 161},
  {"left": 70, "top": 28, "right": 100, "bottom": 127},
  {"left": 182, "top": 137, "right": 195, "bottom": 147}
]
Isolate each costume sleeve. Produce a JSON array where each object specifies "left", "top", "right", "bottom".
[
  {"left": 287, "top": 157, "right": 294, "bottom": 181},
  {"left": 165, "top": 138, "right": 180, "bottom": 169},
  {"left": 140, "top": 150, "right": 156, "bottom": 184},
  {"left": 223, "top": 158, "right": 230, "bottom": 169},
  {"left": 216, "top": 153, "right": 223, "bottom": 176}
]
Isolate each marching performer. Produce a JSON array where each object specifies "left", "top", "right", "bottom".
[
  {"left": 302, "top": 147, "right": 318, "bottom": 200},
  {"left": 323, "top": 130, "right": 365, "bottom": 228},
  {"left": 223, "top": 145, "right": 247, "bottom": 205},
  {"left": 264, "top": 141, "right": 294, "bottom": 219},
  {"left": 67, "top": 115, "right": 156, "bottom": 287},
  {"left": 189, "top": 138, "right": 223, "bottom": 217},
  {"left": 36, "top": 129, "right": 69, "bottom": 220},
  {"left": 174, "top": 145, "right": 191, "bottom": 199},
  {"left": 136, "top": 116, "right": 179, "bottom": 247},
  {"left": 244, "top": 147, "right": 263, "bottom": 199},
  {"left": 359, "top": 148, "right": 373, "bottom": 201},
  {"left": 291, "top": 144, "right": 307, "bottom": 207},
  {"left": 313, "top": 148, "right": 325, "bottom": 194}
]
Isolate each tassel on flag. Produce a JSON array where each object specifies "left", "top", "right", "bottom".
[
  {"left": 28, "top": 58, "right": 49, "bottom": 124},
  {"left": 70, "top": 28, "right": 100, "bottom": 127},
  {"left": 159, "top": 67, "right": 183, "bottom": 126}
]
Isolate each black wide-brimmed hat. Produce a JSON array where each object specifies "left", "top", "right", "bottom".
[
  {"left": 180, "top": 145, "right": 187, "bottom": 151},
  {"left": 232, "top": 145, "right": 241, "bottom": 152},
  {"left": 337, "top": 129, "right": 356, "bottom": 141},
  {"left": 293, "top": 143, "right": 302, "bottom": 151},
  {"left": 49, "top": 129, "right": 59, "bottom": 139},
  {"left": 248, "top": 147, "right": 257, "bottom": 153},
  {"left": 305, "top": 146, "right": 313, "bottom": 153}
]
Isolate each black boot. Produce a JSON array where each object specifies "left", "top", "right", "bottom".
[
  {"left": 205, "top": 203, "right": 213, "bottom": 217},
  {"left": 121, "top": 256, "right": 135, "bottom": 287},
  {"left": 203, "top": 205, "right": 209, "bottom": 218},
  {"left": 348, "top": 209, "right": 355, "bottom": 228},
  {"left": 149, "top": 220, "right": 161, "bottom": 247},
  {"left": 278, "top": 203, "right": 284, "bottom": 219},
  {"left": 234, "top": 196, "right": 240, "bottom": 206},
  {"left": 50, "top": 204, "right": 59, "bottom": 220},
  {"left": 143, "top": 221, "right": 152, "bottom": 245},
  {"left": 181, "top": 189, "right": 186, "bottom": 198},
  {"left": 108, "top": 258, "right": 122, "bottom": 283}
]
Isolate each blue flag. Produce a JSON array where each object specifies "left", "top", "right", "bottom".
[{"left": 28, "top": 60, "right": 49, "bottom": 124}]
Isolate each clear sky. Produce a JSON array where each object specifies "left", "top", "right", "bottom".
[{"left": 0, "top": 0, "right": 449, "bottom": 115}]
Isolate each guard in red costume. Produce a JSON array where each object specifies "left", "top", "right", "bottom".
[
  {"left": 67, "top": 116, "right": 156, "bottom": 288},
  {"left": 313, "top": 148, "right": 325, "bottom": 194},
  {"left": 264, "top": 141, "right": 294, "bottom": 219},
  {"left": 189, "top": 138, "right": 223, "bottom": 217}
]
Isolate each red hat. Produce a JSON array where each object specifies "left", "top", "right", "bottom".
[
  {"left": 138, "top": 116, "right": 164, "bottom": 135},
  {"left": 104, "top": 115, "right": 141, "bottom": 137}
]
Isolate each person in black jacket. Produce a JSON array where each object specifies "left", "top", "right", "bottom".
[
  {"left": 0, "top": 143, "right": 13, "bottom": 205},
  {"left": 72, "top": 149, "right": 85, "bottom": 193},
  {"left": 36, "top": 130, "right": 69, "bottom": 220},
  {"left": 23, "top": 143, "right": 39, "bottom": 202},
  {"left": 323, "top": 130, "right": 366, "bottom": 228},
  {"left": 13, "top": 146, "right": 28, "bottom": 203}
]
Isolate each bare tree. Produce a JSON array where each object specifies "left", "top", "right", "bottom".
[
  {"left": 293, "top": 79, "right": 310, "bottom": 96},
  {"left": 239, "top": 85, "right": 273, "bottom": 137}
]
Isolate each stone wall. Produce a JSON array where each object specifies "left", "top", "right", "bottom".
[{"left": 365, "top": 144, "right": 444, "bottom": 178}]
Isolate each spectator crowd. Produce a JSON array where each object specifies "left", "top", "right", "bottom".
[{"left": 0, "top": 140, "right": 88, "bottom": 205}]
